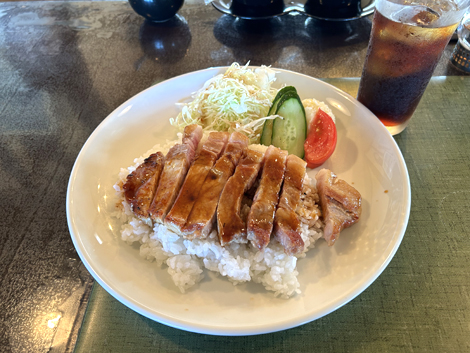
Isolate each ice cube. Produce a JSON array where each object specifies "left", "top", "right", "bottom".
[
  {"left": 391, "top": 5, "right": 442, "bottom": 27},
  {"left": 412, "top": 8, "right": 440, "bottom": 26}
]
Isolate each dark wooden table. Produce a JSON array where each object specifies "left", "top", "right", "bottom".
[{"left": 1, "top": 1, "right": 468, "bottom": 352}]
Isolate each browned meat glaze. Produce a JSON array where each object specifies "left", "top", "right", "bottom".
[
  {"left": 247, "top": 146, "right": 288, "bottom": 251},
  {"left": 124, "top": 123, "right": 363, "bottom": 253},
  {"left": 217, "top": 148, "right": 264, "bottom": 246},
  {"left": 123, "top": 152, "right": 165, "bottom": 219},
  {"left": 274, "top": 154, "right": 307, "bottom": 255},
  {"left": 164, "top": 132, "right": 229, "bottom": 235},
  {"left": 183, "top": 132, "right": 249, "bottom": 239},
  {"left": 315, "top": 168, "right": 362, "bottom": 246},
  {"left": 149, "top": 124, "right": 203, "bottom": 224}
]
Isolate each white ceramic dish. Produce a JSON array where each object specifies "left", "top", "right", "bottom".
[{"left": 67, "top": 67, "right": 411, "bottom": 336}]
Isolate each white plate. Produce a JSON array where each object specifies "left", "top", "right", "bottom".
[{"left": 67, "top": 67, "right": 411, "bottom": 335}]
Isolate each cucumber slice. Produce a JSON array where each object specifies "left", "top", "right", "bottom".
[
  {"left": 260, "top": 86, "right": 297, "bottom": 146},
  {"left": 271, "top": 92, "right": 307, "bottom": 158},
  {"left": 268, "top": 86, "right": 297, "bottom": 116}
]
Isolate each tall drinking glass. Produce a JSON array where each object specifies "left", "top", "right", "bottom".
[{"left": 357, "top": 0, "right": 470, "bottom": 135}]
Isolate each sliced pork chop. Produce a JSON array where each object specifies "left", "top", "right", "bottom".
[
  {"left": 182, "top": 124, "right": 202, "bottom": 152},
  {"left": 123, "top": 152, "right": 165, "bottom": 220},
  {"left": 148, "top": 124, "right": 203, "bottom": 223},
  {"left": 274, "top": 154, "right": 307, "bottom": 255},
  {"left": 217, "top": 148, "right": 264, "bottom": 246},
  {"left": 315, "top": 168, "right": 362, "bottom": 246},
  {"left": 247, "top": 146, "right": 288, "bottom": 251},
  {"left": 183, "top": 132, "right": 249, "bottom": 239},
  {"left": 164, "top": 132, "right": 229, "bottom": 234}
]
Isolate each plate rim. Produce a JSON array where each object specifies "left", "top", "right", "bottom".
[{"left": 66, "top": 66, "right": 411, "bottom": 336}]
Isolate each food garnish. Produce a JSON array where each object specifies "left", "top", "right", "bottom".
[
  {"left": 304, "top": 108, "right": 337, "bottom": 168},
  {"left": 171, "top": 64, "right": 334, "bottom": 166},
  {"left": 260, "top": 86, "right": 296, "bottom": 146},
  {"left": 261, "top": 86, "right": 307, "bottom": 158},
  {"left": 170, "top": 62, "right": 277, "bottom": 143}
]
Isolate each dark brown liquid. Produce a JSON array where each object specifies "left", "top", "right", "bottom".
[
  {"left": 231, "top": 0, "right": 285, "bottom": 17},
  {"left": 304, "top": 0, "right": 361, "bottom": 19},
  {"left": 358, "top": 10, "right": 457, "bottom": 127}
]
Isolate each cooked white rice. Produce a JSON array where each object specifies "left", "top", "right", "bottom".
[
  {"left": 112, "top": 134, "right": 324, "bottom": 298},
  {"left": 302, "top": 98, "right": 336, "bottom": 128}
]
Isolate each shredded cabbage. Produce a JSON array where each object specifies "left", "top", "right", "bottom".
[{"left": 170, "top": 62, "right": 278, "bottom": 143}]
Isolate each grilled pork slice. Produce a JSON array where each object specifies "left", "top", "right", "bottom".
[
  {"left": 123, "top": 152, "right": 165, "bottom": 220},
  {"left": 183, "top": 132, "right": 249, "bottom": 239},
  {"left": 274, "top": 154, "right": 307, "bottom": 255},
  {"left": 217, "top": 148, "right": 264, "bottom": 245},
  {"left": 182, "top": 124, "right": 202, "bottom": 152},
  {"left": 315, "top": 168, "right": 362, "bottom": 246},
  {"left": 164, "top": 132, "right": 229, "bottom": 234},
  {"left": 247, "top": 146, "right": 288, "bottom": 251},
  {"left": 149, "top": 124, "right": 203, "bottom": 223}
]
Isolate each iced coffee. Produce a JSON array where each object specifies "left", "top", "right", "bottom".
[{"left": 357, "top": 0, "right": 469, "bottom": 135}]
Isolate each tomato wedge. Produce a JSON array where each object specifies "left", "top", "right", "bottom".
[{"left": 304, "top": 109, "right": 337, "bottom": 169}]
